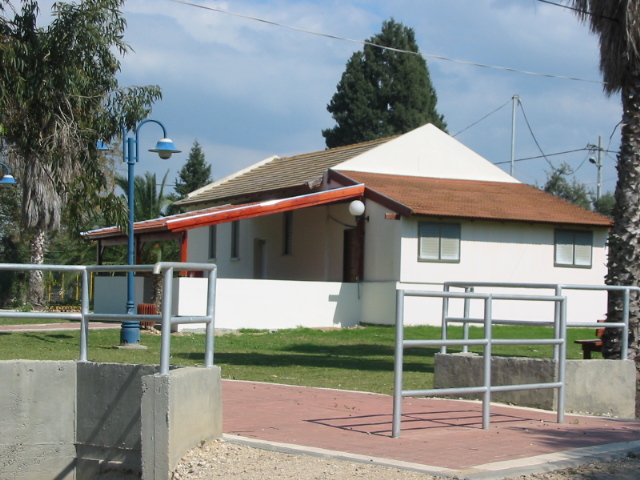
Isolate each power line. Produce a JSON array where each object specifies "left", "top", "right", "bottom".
[
  {"left": 536, "top": 0, "right": 619, "bottom": 22},
  {"left": 493, "top": 148, "right": 589, "bottom": 165},
  {"left": 517, "top": 99, "right": 555, "bottom": 169},
  {"left": 167, "top": 0, "right": 605, "bottom": 84},
  {"left": 452, "top": 99, "right": 511, "bottom": 137}
]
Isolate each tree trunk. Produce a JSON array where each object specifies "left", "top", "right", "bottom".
[
  {"left": 28, "top": 226, "right": 46, "bottom": 307},
  {"left": 603, "top": 70, "right": 640, "bottom": 362}
]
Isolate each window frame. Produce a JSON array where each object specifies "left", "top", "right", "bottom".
[
  {"left": 208, "top": 225, "right": 217, "bottom": 260},
  {"left": 230, "top": 221, "right": 240, "bottom": 260},
  {"left": 554, "top": 229, "right": 593, "bottom": 268},
  {"left": 283, "top": 211, "right": 293, "bottom": 255},
  {"left": 418, "top": 222, "right": 461, "bottom": 263}
]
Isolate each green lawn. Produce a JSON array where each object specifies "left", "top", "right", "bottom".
[
  {"left": 0, "top": 317, "right": 73, "bottom": 325},
  {"left": 0, "top": 325, "right": 597, "bottom": 395}
]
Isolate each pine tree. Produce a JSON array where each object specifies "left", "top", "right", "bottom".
[
  {"left": 322, "top": 19, "right": 446, "bottom": 148},
  {"left": 174, "top": 141, "right": 212, "bottom": 198}
]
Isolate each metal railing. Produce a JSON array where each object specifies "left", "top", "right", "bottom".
[
  {"left": 444, "top": 281, "right": 636, "bottom": 361},
  {"left": 393, "top": 288, "right": 567, "bottom": 438},
  {"left": 0, "top": 262, "right": 217, "bottom": 375}
]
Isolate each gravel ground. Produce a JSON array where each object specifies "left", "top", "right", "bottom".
[{"left": 171, "top": 440, "right": 640, "bottom": 480}]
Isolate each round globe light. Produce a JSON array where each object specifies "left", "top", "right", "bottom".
[{"left": 349, "top": 200, "right": 366, "bottom": 217}]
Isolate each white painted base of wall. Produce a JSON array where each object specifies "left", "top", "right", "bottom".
[
  {"left": 172, "top": 278, "right": 361, "bottom": 332},
  {"left": 92, "top": 278, "right": 610, "bottom": 331}
]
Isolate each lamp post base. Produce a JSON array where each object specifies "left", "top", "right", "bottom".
[
  {"left": 118, "top": 319, "right": 144, "bottom": 347},
  {"left": 113, "top": 343, "right": 148, "bottom": 350}
]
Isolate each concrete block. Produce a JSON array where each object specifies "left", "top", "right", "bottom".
[
  {"left": 434, "top": 354, "right": 637, "bottom": 418},
  {"left": 142, "top": 366, "right": 222, "bottom": 480},
  {"left": 565, "top": 359, "right": 636, "bottom": 418}
]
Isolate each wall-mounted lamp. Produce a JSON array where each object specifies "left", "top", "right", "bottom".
[
  {"left": 349, "top": 199, "right": 369, "bottom": 222},
  {"left": 0, "top": 162, "right": 17, "bottom": 188}
]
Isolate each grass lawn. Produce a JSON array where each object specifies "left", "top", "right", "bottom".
[
  {"left": 0, "top": 325, "right": 597, "bottom": 395},
  {"left": 0, "top": 317, "right": 73, "bottom": 326}
]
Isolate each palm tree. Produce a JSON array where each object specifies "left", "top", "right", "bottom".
[
  {"left": 569, "top": 1, "right": 640, "bottom": 359},
  {"left": 115, "top": 170, "right": 172, "bottom": 222},
  {"left": 0, "top": 1, "right": 162, "bottom": 306}
]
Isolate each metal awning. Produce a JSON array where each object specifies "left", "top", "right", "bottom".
[{"left": 83, "top": 184, "right": 366, "bottom": 244}]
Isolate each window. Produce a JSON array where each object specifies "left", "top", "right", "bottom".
[
  {"left": 231, "top": 221, "right": 240, "bottom": 259},
  {"left": 555, "top": 229, "right": 592, "bottom": 267},
  {"left": 419, "top": 222, "right": 461, "bottom": 262},
  {"left": 208, "top": 225, "right": 217, "bottom": 259},
  {"left": 283, "top": 211, "right": 293, "bottom": 255}
]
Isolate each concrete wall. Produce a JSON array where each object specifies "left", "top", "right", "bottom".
[
  {"left": 76, "top": 362, "right": 158, "bottom": 479},
  {"left": 434, "top": 354, "right": 636, "bottom": 418},
  {"left": 0, "top": 361, "right": 77, "bottom": 480},
  {"left": 0, "top": 361, "right": 222, "bottom": 480},
  {"left": 142, "top": 367, "right": 222, "bottom": 480}
]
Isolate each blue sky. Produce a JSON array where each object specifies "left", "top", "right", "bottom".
[{"left": 36, "top": 0, "right": 621, "bottom": 196}]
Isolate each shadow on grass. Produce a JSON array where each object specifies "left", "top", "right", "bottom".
[
  {"left": 23, "top": 332, "right": 74, "bottom": 342},
  {"left": 174, "top": 350, "right": 436, "bottom": 373},
  {"left": 282, "top": 343, "right": 440, "bottom": 357}
]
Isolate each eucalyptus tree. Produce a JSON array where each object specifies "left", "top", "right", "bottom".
[
  {"left": 569, "top": 0, "right": 640, "bottom": 359},
  {"left": 0, "top": 0, "right": 162, "bottom": 305},
  {"left": 323, "top": 19, "right": 446, "bottom": 148}
]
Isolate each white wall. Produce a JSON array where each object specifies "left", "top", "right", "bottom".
[
  {"left": 172, "top": 277, "right": 361, "bottom": 331},
  {"left": 393, "top": 218, "right": 609, "bottom": 326},
  {"left": 93, "top": 276, "right": 147, "bottom": 314},
  {"left": 362, "top": 200, "right": 402, "bottom": 281},
  {"left": 186, "top": 203, "right": 358, "bottom": 282},
  {"left": 334, "top": 124, "right": 518, "bottom": 183}
]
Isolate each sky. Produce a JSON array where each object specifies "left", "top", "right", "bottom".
[{"left": 34, "top": 0, "right": 621, "bottom": 196}]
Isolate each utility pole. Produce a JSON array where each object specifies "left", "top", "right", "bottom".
[
  {"left": 588, "top": 136, "right": 603, "bottom": 202},
  {"left": 510, "top": 95, "right": 519, "bottom": 177}
]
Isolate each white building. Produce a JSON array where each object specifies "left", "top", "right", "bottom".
[{"left": 87, "top": 124, "right": 611, "bottom": 330}]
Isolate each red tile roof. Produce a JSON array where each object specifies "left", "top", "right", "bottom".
[{"left": 337, "top": 171, "right": 612, "bottom": 227}]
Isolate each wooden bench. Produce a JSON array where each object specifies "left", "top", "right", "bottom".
[{"left": 574, "top": 321, "right": 605, "bottom": 359}]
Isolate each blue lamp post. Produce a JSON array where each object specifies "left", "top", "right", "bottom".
[
  {"left": 120, "top": 119, "right": 180, "bottom": 346},
  {"left": 0, "top": 162, "right": 17, "bottom": 188}
]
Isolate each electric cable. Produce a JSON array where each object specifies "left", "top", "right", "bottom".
[
  {"left": 167, "top": 0, "right": 605, "bottom": 84},
  {"left": 517, "top": 99, "right": 555, "bottom": 169},
  {"left": 452, "top": 99, "right": 511, "bottom": 137}
]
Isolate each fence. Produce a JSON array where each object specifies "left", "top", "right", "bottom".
[
  {"left": 0, "top": 262, "right": 217, "bottom": 375},
  {"left": 392, "top": 282, "right": 637, "bottom": 438},
  {"left": 393, "top": 288, "right": 568, "bottom": 438},
  {"left": 444, "top": 281, "right": 635, "bottom": 361}
]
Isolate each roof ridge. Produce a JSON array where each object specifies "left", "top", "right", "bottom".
[{"left": 277, "top": 135, "right": 400, "bottom": 162}]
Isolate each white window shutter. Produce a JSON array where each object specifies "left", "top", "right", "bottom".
[
  {"left": 419, "top": 224, "right": 440, "bottom": 260},
  {"left": 440, "top": 224, "right": 460, "bottom": 261},
  {"left": 574, "top": 232, "right": 592, "bottom": 266}
]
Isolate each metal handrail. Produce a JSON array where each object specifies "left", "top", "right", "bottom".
[
  {"left": 0, "top": 262, "right": 217, "bottom": 375},
  {"left": 392, "top": 288, "right": 567, "bottom": 438},
  {"left": 444, "top": 281, "right": 637, "bottom": 360}
]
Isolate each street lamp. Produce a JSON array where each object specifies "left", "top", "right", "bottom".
[
  {"left": 120, "top": 119, "right": 180, "bottom": 347},
  {"left": 0, "top": 162, "right": 17, "bottom": 188}
]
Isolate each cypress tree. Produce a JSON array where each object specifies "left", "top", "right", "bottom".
[
  {"left": 174, "top": 140, "right": 212, "bottom": 198},
  {"left": 323, "top": 19, "right": 446, "bottom": 148}
]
